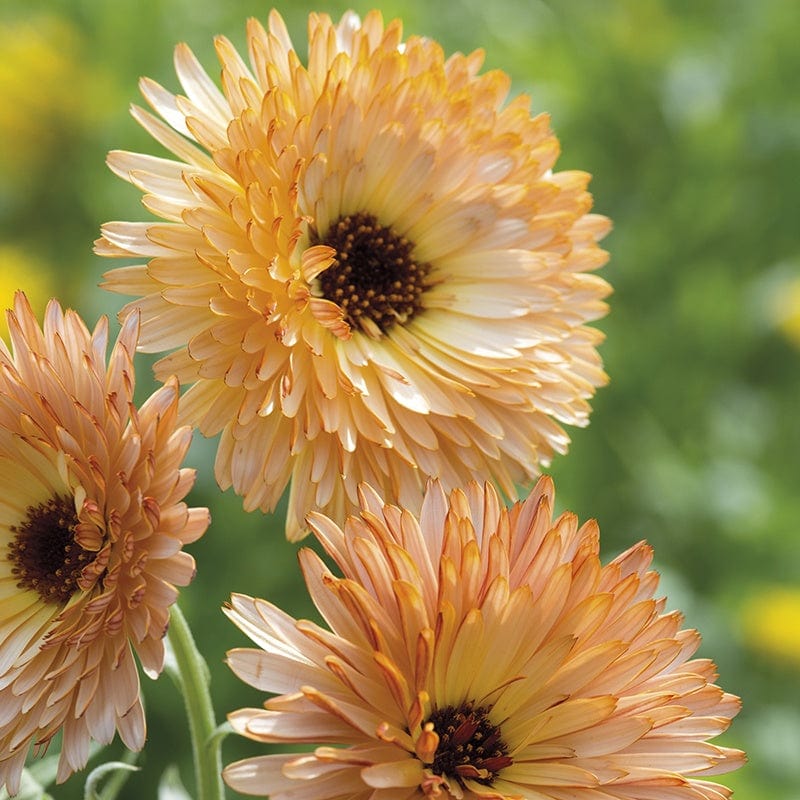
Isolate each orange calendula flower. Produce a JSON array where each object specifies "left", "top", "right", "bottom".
[
  {"left": 97, "top": 9, "right": 612, "bottom": 539},
  {"left": 0, "top": 293, "right": 209, "bottom": 793},
  {"left": 223, "top": 477, "right": 744, "bottom": 799}
]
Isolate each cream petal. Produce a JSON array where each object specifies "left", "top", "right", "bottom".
[
  {"left": 129, "top": 104, "right": 217, "bottom": 168},
  {"left": 229, "top": 707, "right": 355, "bottom": 743},
  {"left": 139, "top": 77, "right": 194, "bottom": 137},
  {"left": 174, "top": 42, "right": 231, "bottom": 124},
  {"left": 502, "top": 761, "right": 600, "bottom": 787},
  {"left": 223, "top": 754, "right": 301, "bottom": 795},
  {"left": 360, "top": 759, "right": 423, "bottom": 788}
]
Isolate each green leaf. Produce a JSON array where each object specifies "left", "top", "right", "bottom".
[
  {"left": 158, "top": 765, "right": 193, "bottom": 800},
  {"left": 83, "top": 761, "right": 140, "bottom": 800}
]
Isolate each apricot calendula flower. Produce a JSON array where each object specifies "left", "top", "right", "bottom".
[
  {"left": 0, "top": 293, "right": 209, "bottom": 794},
  {"left": 97, "top": 9, "right": 611, "bottom": 540},
  {"left": 223, "top": 477, "right": 744, "bottom": 799}
]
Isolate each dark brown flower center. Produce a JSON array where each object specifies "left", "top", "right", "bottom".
[
  {"left": 313, "top": 212, "right": 431, "bottom": 335},
  {"left": 7, "top": 494, "right": 92, "bottom": 604},
  {"left": 426, "top": 703, "right": 513, "bottom": 788}
]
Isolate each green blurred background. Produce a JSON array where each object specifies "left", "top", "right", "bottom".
[{"left": 1, "top": 0, "right": 798, "bottom": 797}]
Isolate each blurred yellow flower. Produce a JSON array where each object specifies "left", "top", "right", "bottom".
[
  {"left": 0, "top": 16, "right": 85, "bottom": 179},
  {"left": 741, "top": 586, "right": 800, "bottom": 665},
  {"left": 0, "top": 246, "right": 53, "bottom": 338},
  {"left": 773, "top": 276, "right": 800, "bottom": 348}
]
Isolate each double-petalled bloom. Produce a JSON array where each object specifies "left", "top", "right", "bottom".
[
  {"left": 0, "top": 294, "right": 209, "bottom": 793},
  {"left": 224, "top": 478, "right": 744, "bottom": 799},
  {"left": 97, "top": 9, "right": 612, "bottom": 539}
]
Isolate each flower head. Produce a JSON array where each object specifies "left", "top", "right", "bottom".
[
  {"left": 0, "top": 293, "right": 209, "bottom": 793},
  {"left": 224, "top": 477, "right": 744, "bottom": 799},
  {"left": 97, "top": 10, "right": 612, "bottom": 539}
]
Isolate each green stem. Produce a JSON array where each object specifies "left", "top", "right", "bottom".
[
  {"left": 95, "top": 751, "right": 140, "bottom": 800},
  {"left": 166, "top": 603, "right": 225, "bottom": 800}
]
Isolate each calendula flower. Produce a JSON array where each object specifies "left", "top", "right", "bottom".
[
  {"left": 0, "top": 293, "right": 209, "bottom": 794},
  {"left": 97, "top": 9, "right": 612, "bottom": 539},
  {"left": 223, "top": 477, "right": 745, "bottom": 799}
]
